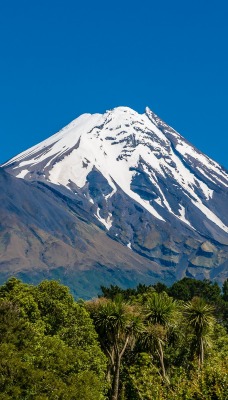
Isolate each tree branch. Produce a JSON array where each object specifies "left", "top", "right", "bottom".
[{"left": 120, "top": 335, "right": 130, "bottom": 359}]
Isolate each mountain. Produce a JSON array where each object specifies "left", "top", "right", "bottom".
[
  {"left": 1, "top": 107, "right": 228, "bottom": 296},
  {"left": 0, "top": 167, "right": 162, "bottom": 298}
]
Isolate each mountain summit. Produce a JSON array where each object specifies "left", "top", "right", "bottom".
[{"left": 2, "top": 107, "right": 228, "bottom": 296}]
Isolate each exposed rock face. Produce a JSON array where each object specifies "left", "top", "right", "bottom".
[
  {"left": 200, "top": 241, "right": 217, "bottom": 257},
  {"left": 1, "top": 106, "right": 228, "bottom": 295}
]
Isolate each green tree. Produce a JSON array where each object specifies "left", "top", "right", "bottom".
[
  {"left": 87, "top": 295, "right": 143, "bottom": 400},
  {"left": 183, "top": 296, "right": 215, "bottom": 368},
  {"left": 0, "top": 278, "right": 107, "bottom": 399},
  {"left": 222, "top": 278, "right": 228, "bottom": 302},
  {"left": 169, "top": 278, "right": 221, "bottom": 303},
  {"left": 142, "top": 292, "right": 179, "bottom": 381}
]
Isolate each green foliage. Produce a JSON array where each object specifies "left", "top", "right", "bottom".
[
  {"left": 100, "top": 283, "right": 154, "bottom": 300},
  {"left": 87, "top": 295, "right": 143, "bottom": 400},
  {"left": 0, "top": 278, "right": 107, "bottom": 399},
  {"left": 222, "top": 278, "right": 228, "bottom": 302},
  {"left": 99, "top": 279, "right": 227, "bottom": 399},
  {"left": 168, "top": 278, "right": 221, "bottom": 303},
  {"left": 1, "top": 277, "right": 227, "bottom": 399},
  {"left": 125, "top": 354, "right": 228, "bottom": 400},
  {"left": 144, "top": 291, "right": 179, "bottom": 326},
  {"left": 183, "top": 297, "right": 215, "bottom": 334},
  {"left": 183, "top": 297, "right": 215, "bottom": 367},
  {"left": 126, "top": 353, "right": 163, "bottom": 400}
]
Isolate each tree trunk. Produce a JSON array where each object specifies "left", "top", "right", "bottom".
[
  {"left": 199, "top": 337, "right": 204, "bottom": 368},
  {"left": 106, "top": 365, "right": 112, "bottom": 383},
  {"left": 111, "top": 358, "right": 121, "bottom": 400},
  {"left": 106, "top": 347, "right": 115, "bottom": 383},
  {"left": 158, "top": 340, "right": 168, "bottom": 382}
]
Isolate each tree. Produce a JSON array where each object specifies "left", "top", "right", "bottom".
[
  {"left": 183, "top": 297, "right": 215, "bottom": 368},
  {"left": 222, "top": 278, "right": 228, "bottom": 302},
  {"left": 0, "top": 278, "right": 107, "bottom": 399},
  {"left": 169, "top": 278, "right": 221, "bottom": 303},
  {"left": 142, "top": 292, "right": 179, "bottom": 381},
  {"left": 87, "top": 295, "right": 143, "bottom": 400}
]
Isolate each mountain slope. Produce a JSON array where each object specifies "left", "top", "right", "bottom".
[
  {"left": 2, "top": 107, "right": 228, "bottom": 292},
  {"left": 0, "top": 168, "right": 164, "bottom": 298}
]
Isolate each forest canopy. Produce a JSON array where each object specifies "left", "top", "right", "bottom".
[{"left": 0, "top": 277, "right": 227, "bottom": 399}]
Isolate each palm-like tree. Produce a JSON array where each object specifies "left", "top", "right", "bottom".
[
  {"left": 183, "top": 296, "right": 215, "bottom": 367},
  {"left": 87, "top": 295, "right": 143, "bottom": 400},
  {"left": 144, "top": 291, "right": 178, "bottom": 326},
  {"left": 143, "top": 292, "right": 179, "bottom": 381}
]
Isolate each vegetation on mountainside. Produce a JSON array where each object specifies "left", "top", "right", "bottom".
[{"left": 0, "top": 277, "right": 227, "bottom": 399}]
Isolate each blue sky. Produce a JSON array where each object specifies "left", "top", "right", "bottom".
[{"left": 0, "top": 0, "right": 227, "bottom": 168}]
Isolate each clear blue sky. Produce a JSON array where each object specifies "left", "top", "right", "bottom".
[{"left": 0, "top": 0, "right": 227, "bottom": 168}]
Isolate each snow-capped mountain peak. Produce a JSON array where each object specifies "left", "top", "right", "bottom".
[{"left": 3, "top": 107, "right": 228, "bottom": 238}]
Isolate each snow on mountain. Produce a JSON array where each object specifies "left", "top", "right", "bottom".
[
  {"left": 2, "top": 106, "right": 228, "bottom": 288},
  {"left": 4, "top": 107, "right": 228, "bottom": 236}
]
